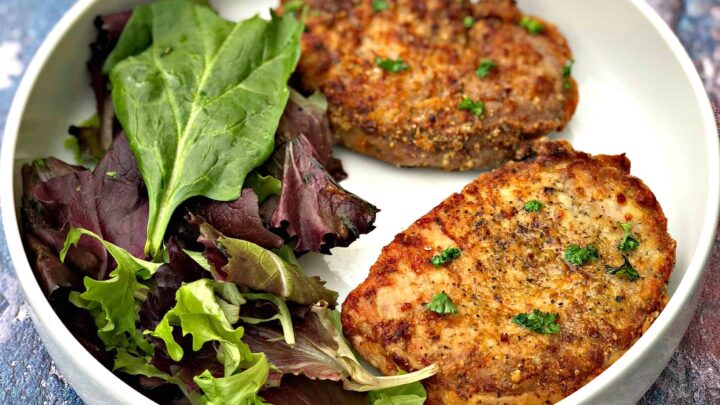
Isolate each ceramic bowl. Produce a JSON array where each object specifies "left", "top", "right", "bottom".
[{"left": 2, "top": 0, "right": 718, "bottom": 403}]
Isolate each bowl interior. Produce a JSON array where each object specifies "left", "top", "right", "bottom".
[{"left": 4, "top": 0, "right": 718, "bottom": 403}]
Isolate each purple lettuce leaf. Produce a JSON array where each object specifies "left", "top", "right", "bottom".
[
  {"left": 22, "top": 134, "right": 148, "bottom": 280},
  {"left": 260, "top": 375, "right": 367, "bottom": 405},
  {"left": 243, "top": 324, "right": 344, "bottom": 382},
  {"left": 183, "top": 189, "right": 284, "bottom": 250},
  {"left": 23, "top": 233, "right": 82, "bottom": 298},
  {"left": 76, "top": 11, "right": 132, "bottom": 158},
  {"left": 276, "top": 89, "right": 345, "bottom": 180},
  {"left": 266, "top": 134, "right": 377, "bottom": 254}
]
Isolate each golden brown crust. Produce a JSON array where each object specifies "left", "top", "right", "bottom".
[
  {"left": 341, "top": 141, "right": 676, "bottom": 404},
  {"left": 282, "top": 0, "right": 579, "bottom": 170}
]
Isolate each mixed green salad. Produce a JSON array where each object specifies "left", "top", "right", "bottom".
[{"left": 21, "top": 1, "right": 437, "bottom": 403}]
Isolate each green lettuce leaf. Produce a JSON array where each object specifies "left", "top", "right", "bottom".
[
  {"left": 194, "top": 353, "right": 270, "bottom": 405},
  {"left": 61, "top": 228, "right": 161, "bottom": 353},
  {"left": 148, "top": 279, "right": 259, "bottom": 376},
  {"left": 108, "top": 0, "right": 303, "bottom": 257},
  {"left": 193, "top": 217, "right": 339, "bottom": 305},
  {"left": 368, "top": 372, "right": 427, "bottom": 405}
]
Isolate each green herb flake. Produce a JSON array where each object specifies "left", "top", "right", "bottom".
[
  {"left": 463, "top": 16, "right": 474, "bottom": 28},
  {"left": 106, "top": 171, "right": 118, "bottom": 179},
  {"left": 372, "top": 0, "right": 389, "bottom": 12},
  {"left": 376, "top": 57, "right": 409, "bottom": 73},
  {"left": 520, "top": 16, "right": 544, "bottom": 35},
  {"left": 564, "top": 244, "right": 599, "bottom": 266},
  {"left": 562, "top": 59, "right": 575, "bottom": 90},
  {"left": 426, "top": 291, "right": 458, "bottom": 315},
  {"left": 458, "top": 97, "right": 485, "bottom": 118},
  {"left": 512, "top": 310, "right": 560, "bottom": 334},
  {"left": 617, "top": 222, "right": 640, "bottom": 253},
  {"left": 430, "top": 247, "right": 461, "bottom": 267},
  {"left": 524, "top": 199, "right": 543, "bottom": 212},
  {"left": 33, "top": 159, "right": 48, "bottom": 171},
  {"left": 475, "top": 59, "right": 497, "bottom": 78},
  {"left": 563, "top": 59, "right": 574, "bottom": 78},
  {"left": 606, "top": 256, "right": 640, "bottom": 281}
]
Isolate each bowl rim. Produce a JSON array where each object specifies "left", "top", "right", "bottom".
[{"left": 1, "top": 0, "right": 718, "bottom": 404}]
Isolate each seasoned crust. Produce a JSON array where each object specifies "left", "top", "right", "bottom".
[
  {"left": 341, "top": 140, "right": 676, "bottom": 404},
  {"left": 281, "top": 0, "right": 579, "bottom": 170}
]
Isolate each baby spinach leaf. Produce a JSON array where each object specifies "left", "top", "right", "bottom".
[{"left": 109, "top": 0, "right": 303, "bottom": 257}]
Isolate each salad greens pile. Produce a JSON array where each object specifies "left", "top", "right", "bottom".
[{"left": 20, "top": 0, "right": 437, "bottom": 403}]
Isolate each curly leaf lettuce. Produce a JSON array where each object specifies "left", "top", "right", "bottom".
[
  {"left": 108, "top": 0, "right": 303, "bottom": 257},
  {"left": 148, "top": 279, "right": 259, "bottom": 376},
  {"left": 193, "top": 354, "right": 270, "bottom": 405},
  {"left": 61, "top": 228, "right": 161, "bottom": 353}
]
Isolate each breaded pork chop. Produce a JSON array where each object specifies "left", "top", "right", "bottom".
[
  {"left": 282, "top": 0, "right": 578, "bottom": 170},
  {"left": 342, "top": 141, "right": 675, "bottom": 404}
]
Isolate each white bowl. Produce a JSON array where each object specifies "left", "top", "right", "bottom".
[{"left": 2, "top": 0, "right": 718, "bottom": 404}]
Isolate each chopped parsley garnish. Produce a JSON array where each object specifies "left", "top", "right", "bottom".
[
  {"left": 372, "top": 0, "right": 388, "bottom": 12},
  {"left": 430, "top": 247, "right": 461, "bottom": 267},
  {"left": 562, "top": 59, "right": 575, "bottom": 90},
  {"left": 475, "top": 59, "right": 497, "bottom": 78},
  {"left": 106, "top": 171, "right": 118, "bottom": 179},
  {"left": 376, "top": 57, "right": 409, "bottom": 73},
  {"left": 606, "top": 256, "right": 640, "bottom": 281},
  {"left": 563, "top": 59, "right": 574, "bottom": 78},
  {"left": 427, "top": 291, "right": 459, "bottom": 315},
  {"left": 520, "top": 16, "right": 544, "bottom": 35},
  {"left": 617, "top": 222, "right": 640, "bottom": 253},
  {"left": 458, "top": 97, "right": 485, "bottom": 118},
  {"left": 564, "top": 244, "right": 599, "bottom": 266},
  {"left": 463, "top": 16, "right": 474, "bottom": 28},
  {"left": 512, "top": 310, "right": 559, "bottom": 334},
  {"left": 524, "top": 199, "right": 543, "bottom": 212}
]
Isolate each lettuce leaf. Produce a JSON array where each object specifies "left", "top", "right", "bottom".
[
  {"left": 368, "top": 373, "right": 427, "bottom": 405},
  {"left": 185, "top": 189, "right": 284, "bottom": 250},
  {"left": 61, "top": 228, "right": 161, "bottom": 353},
  {"left": 148, "top": 279, "right": 259, "bottom": 376},
  {"left": 244, "top": 303, "right": 438, "bottom": 393},
  {"left": 23, "top": 135, "right": 149, "bottom": 280},
  {"left": 193, "top": 354, "right": 270, "bottom": 405},
  {"left": 260, "top": 376, "right": 368, "bottom": 405},
  {"left": 266, "top": 134, "right": 377, "bottom": 254},
  {"left": 108, "top": 0, "right": 302, "bottom": 257},
  {"left": 192, "top": 217, "right": 338, "bottom": 305}
]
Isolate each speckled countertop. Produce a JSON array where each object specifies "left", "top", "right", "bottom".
[{"left": 0, "top": 0, "right": 718, "bottom": 404}]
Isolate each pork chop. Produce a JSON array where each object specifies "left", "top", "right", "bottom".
[
  {"left": 342, "top": 141, "right": 675, "bottom": 404},
  {"left": 282, "top": 0, "right": 579, "bottom": 170}
]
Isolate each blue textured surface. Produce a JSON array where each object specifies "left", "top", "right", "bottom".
[{"left": 0, "top": 1, "right": 717, "bottom": 404}]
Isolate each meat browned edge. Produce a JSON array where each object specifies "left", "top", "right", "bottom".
[
  {"left": 342, "top": 141, "right": 675, "bottom": 404},
  {"left": 281, "top": 0, "right": 579, "bottom": 170}
]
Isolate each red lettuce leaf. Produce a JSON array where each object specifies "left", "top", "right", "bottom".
[
  {"left": 183, "top": 189, "right": 284, "bottom": 250},
  {"left": 23, "top": 233, "right": 82, "bottom": 298},
  {"left": 266, "top": 134, "right": 377, "bottom": 254},
  {"left": 260, "top": 375, "right": 367, "bottom": 405},
  {"left": 277, "top": 90, "right": 345, "bottom": 181},
  {"left": 243, "top": 324, "right": 343, "bottom": 382},
  {"left": 22, "top": 134, "right": 148, "bottom": 280},
  {"left": 76, "top": 11, "right": 132, "bottom": 158}
]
